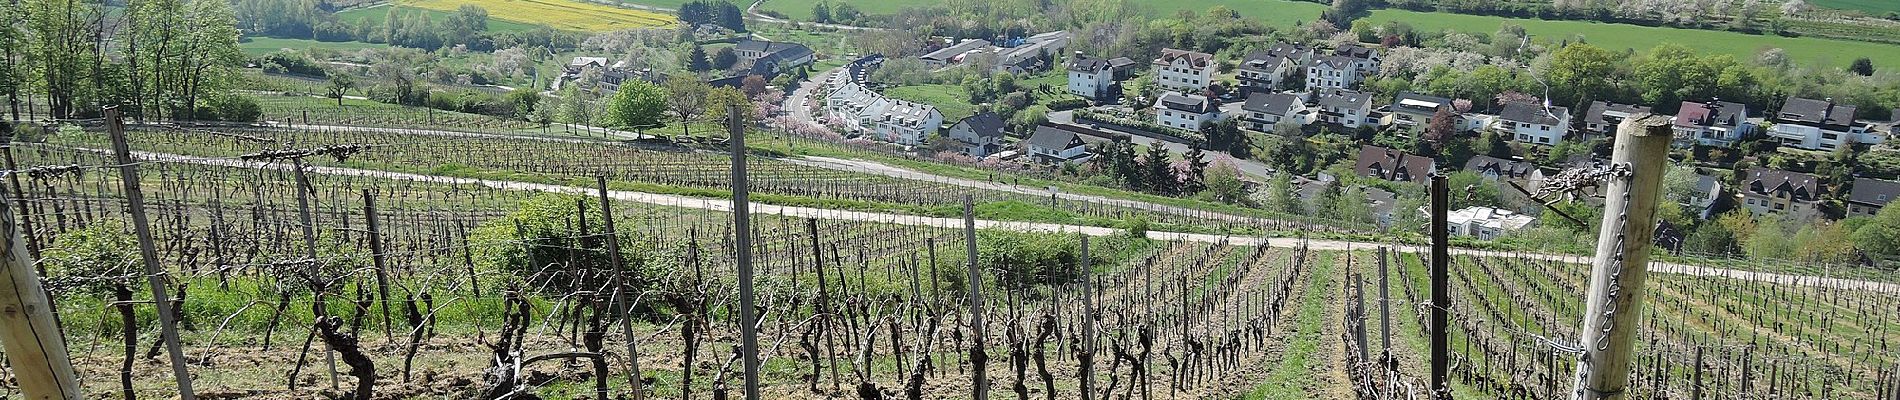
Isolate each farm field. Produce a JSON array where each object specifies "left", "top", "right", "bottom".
[
  {"left": 240, "top": 37, "right": 387, "bottom": 56},
  {"left": 335, "top": 4, "right": 542, "bottom": 33},
  {"left": 394, "top": 0, "right": 675, "bottom": 31},
  {"left": 1812, "top": 0, "right": 1900, "bottom": 14},
  {"left": 1362, "top": 9, "right": 1900, "bottom": 69}
]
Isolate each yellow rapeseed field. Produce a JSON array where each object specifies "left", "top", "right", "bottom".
[{"left": 402, "top": 0, "right": 674, "bottom": 32}]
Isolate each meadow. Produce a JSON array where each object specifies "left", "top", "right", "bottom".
[
  {"left": 335, "top": 4, "right": 542, "bottom": 33},
  {"left": 1812, "top": 0, "right": 1900, "bottom": 14},
  {"left": 1363, "top": 8, "right": 1900, "bottom": 71},
  {"left": 396, "top": 0, "right": 675, "bottom": 31},
  {"left": 240, "top": 37, "right": 387, "bottom": 56}
]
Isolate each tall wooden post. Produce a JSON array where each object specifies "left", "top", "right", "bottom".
[
  {"left": 597, "top": 176, "right": 645, "bottom": 400},
  {"left": 728, "top": 105, "right": 762, "bottom": 400},
  {"left": 362, "top": 189, "right": 394, "bottom": 342},
  {"left": 1571, "top": 114, "right": 1673, "bottom": 400},
  {"left": 1378, "top": 247, "right": 1391, "bottom": 363},
  {"left": 107, "top": 107, "right": 197, "bottom": 400},
  {"left": 0, "top": 172, "right": 80, "bottom": 400},
  {"left": 1079, "top": 236, "right": 1095, "bottom": 399},
  {"left": 964, "top": 195, "right": 988, "bottom": 400},
  {"left": 1430, "top": 174, "right": 1449, "bottom": 398},
  {"left": 290, "top": 157, "right": 339, "bottom": 390}
]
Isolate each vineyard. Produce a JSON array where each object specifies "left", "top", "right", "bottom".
[{"left": 0, "top": 115, "right": 1898, "bottom": 400}]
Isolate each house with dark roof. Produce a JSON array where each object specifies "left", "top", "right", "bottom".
[
  {"left": 1240, "top": 92, "right": 1309, "bottom": 132},
  {"left": 1463, "top": 155, "right": 1541, "bottom": 181},
  {"left": 1067, "top": 53, "right": 1129, "bottom": 101},
  {"left": 1389, "top": 92, "right": 1455, "bottom": 132},
  {"left": 1332, "top": 44, "right": 1382, "bottom": 73},
  {"left": 1026, "top": 123, "right": 1093, "bottom": 163},
  {"left": 1497, "top": 101, "right": 1571, "bottom": 146},
  {"left": 1740, "top": 168, "right": 1823, "bottom": 215},
  {"left": 1849, "top": 177, "right": 1900, "bottom": 217},
  {"left": 1687, "top": 174, "right": 1723, "bottom": 219},
  {"left": 1354, "top": 145, "right": 1435, "bottom": 184},
  {"left": 732, "top": 39, "right": 814, "bottom": 76},
  {"left": 1237, "top": 42, "right": 1315, "bottom": 95},
  {"left": 1671, "top": 100, "right": 1752, "bottom": 147},
  {"left": 1583, "top": 101, "right": 1651, "bottom": 135},
  {"left": 1154, "top": 91, "right": 1222, "bottom": 131},
  {"left": 1314, "top": 89, "right": 1374, "bottom": 129},
  {"left": 1767, "top": 97, "right": 1880, "bottom": 151},
  {"left": 1153, "top": 48, "right": 1215, "bottom": 92},
  {"left": 948, "top": 113, "right": 1007, "bottom": 158}
]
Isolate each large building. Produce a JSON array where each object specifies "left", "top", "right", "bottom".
[
  {"left": 1237, "top": 42, "right": 1315, "bottom": 95},
  {"left": 1498, "top": 102, "right": 1571, "bottom": 146},
  {"left": 731, "top": 39, "right": 814, "bottom": 75},
  {"left": 822, "top": 82, "right": 944, "bottom": 146},
  {"left": 1152, "top": 48, "right": 1216, "bottom": 92},
  {"left": 1306, "top": 56, "right": 1363, "bottom": 89},
  {"left": 919, "top": 39, "right": 991, "bottom": 68},
  {"left": 1315, "top": 89, "right": 1374, "bottom": 129},
  {"left": 1154, "top": 91, "right": 1222, "bottom": 131},
  {"left": 1067, "top": 53, "right": 1133, "bottom": 101},
  {"left": 1389, "top": 92, "right": 1455, "bottom": 132},
  {"left": 1739, "top": 168, "right": 1823, "bottom": 215},
  {"left": 1672, "top": 100, "right": 1752, "bottom": 147},
  {"left": 1767, "top": 97, "right": 1881, "bottom": 151}
]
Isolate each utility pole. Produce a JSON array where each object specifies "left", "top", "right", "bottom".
[
  {"left": 107, "top": 107, "right": 197, "bottom": 400},
  {"left": 0, "top": 169, "right": 80, "bottom": 400},
  {"left": 729, "top": 105, "right": 762, "bottom": 400},
  {"left": 1430, "top": 173, "right": 1449, "bottom": 398},
  {"left": 964, "top": 195, "right": 988, "bottom": 400},
  {"left": 1572, "top": 114, "right": 1673, "bottom": 400}
]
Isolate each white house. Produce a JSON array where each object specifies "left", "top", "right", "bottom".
[
  {"left": 1241, "top": 92, "right": 1309, "bottom": 132},
  {"left": 1498, "top": 101, "right": 1570, "bottom": 146},
  {"left": 1152, "top": 48, "right": 1215, "bottom": 93},
  {"left": 1582, "top": 101, "right": 1651, "bottom": 136},
  {"left": 1767, "top": 97, "right": 1881, "bottom": 151},
  {"left": 1333, "top": 44, "right": 1382, "bottom": 74},
  {"left": 823, "top": 82, "right": 881, "bottom": 120},
  {"left": 1027, "top": 123, "right": 1092, "bottom": 163},
  {"left": 1306, "top": 56, "right": 1362, "bottom": 89},
  {"left": 1443, "top": 206, "right": 1537, "bottom": 240},
  {"left": 947, "top": 112, "right": 1007, "bottom": 157},
  {"left": 1315, "top": 88, "right": 1374, "bottom": 129},
  {"left": 1672, "top": 100, "right": 1752, "bottom": 147},
  {"left": 822, "top": 81, "right": 942, "bottom": 145},
  {"left": 1154, "top": 91, "right": 1221, "bottom": 131},
  {"left": 1237, "top": 42, "right": 1314, "bottom": 95},
  {"left": 1389, "top": 92, "right": 1454, "bottom": 132},
  {"left": 1067, "top": 53, "right": 1119, "bottom": 101}
]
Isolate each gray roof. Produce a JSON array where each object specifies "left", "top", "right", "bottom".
[
  {"left": 1028, "top": 124, "right": 1086, "bottom": 150},
  {"left": 921, "top": 39, "right": 991, "bottom": 62},
  {"left": 1778, "top": 97, "right": 1857, "bottom": 126},
  {"left": 1354, "top": 145, "right": 1433, "bottom": 184},
  {"left": 1237, "top": 55, "right": 1290, "bottom": 74},
  {"left": 1266, "top": 42, "right": 1313, "bottom": 59},
  {"left": 1462, "top": 155, "right": 1537, "bottom": 179},
  {"left": 1313, "top": 55, "right": 1356, "bottom": 70},
  {"left": 1695, "top": 174, "right": 1721, "bottom": 194},
  {"left": 1153, "top": 48, "right": 1213, "bottom": 68},
  {"left": 1243, "top": 92, "right": 1302, "bottom": 115},
  {"left": 1392, "top": 92, "right": 1452, "bottom": 114},
  {"left": 1745, "top": 168, "right": 1822, "bottom": 201},
  {"left": 1318, "top": 89, "right": 1372, "bottom": 110},
  {"left": 1334, "top": 44, "right": 1378, "bottom": 59},
  {"left": 1068, "top": 54, "right": 1114, "bottom": 74},
  {"left": 1157, "top": 92, "right": 1216, "bottom": 113},
  {"left": 1500, "top": 101, "right": 1569, "bottom": 126},
  {"left": 735, "top": 40, "right": 811, "bottom": 57},
  {"left": 1107, "top": 57, "right": 1137, "bottom": 69},
  {"left": 954, "top": 112, "right": 1007, "bottom": 139},
  {"left": 1850, "top": 177, "right": 1900, "bottom": 207},
  {"left": 1585, "top": 101, "right": 1651, "bottom": 126}
]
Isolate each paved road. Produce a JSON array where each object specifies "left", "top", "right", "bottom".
[
  {"left": 784, "top": 66, "right": 843, "bottom": 122},
  {"left": 115, "top": 147, "right": 1900, "bottom": 295},
  {"left": 1049, "top": 109, "right": 1277, "bottom": 180}
]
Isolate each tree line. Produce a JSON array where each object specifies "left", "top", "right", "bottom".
[{"left": 2, "top": 0, "right": 252, "bottom": 121}]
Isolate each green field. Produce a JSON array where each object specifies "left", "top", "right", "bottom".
[
  {"left": 1812, "top": 0, "right": 1900, "bottom": 14},
  {"left": 883, "top": 84, "right": 977, "bottom": 121},
  {"left": 1363, "top": 9, "right": 1900, "bottom": 71},
  {"left": 240, "top": 37, "right": 387, "bottom": 55},
  {"left": 336, "top": 4, "right": 541, "bottom": 33}
]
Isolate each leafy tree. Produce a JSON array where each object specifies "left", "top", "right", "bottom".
[
  {"left": 1268, "top": 172, "right": 1302, "bottom": 215},
  {"left": 704, "top": 86, "right": 752, "bottom": 125},
  {"left": 504, "top": 88, "right": 540, "bottom": 121},
  {"left": 663, "top": 75, "right": 710, "bottom": 136},
  {"left": 1850, "top": 57, "right": 1875, "bottom": 76},
  {"left": 714, "top": 1, "right": 746, "bottom": 32},
  {"left": 1181, "top": 146, "right": 1210, "bottom": 193},
  {"left": 711, "top": 47, "right": 739, "bottom": 70},
  {"left": 326, "top": 73, "right": 356, "bottom": 106},
  {"left": 811, "top": 1, "right": 831, "bottom": 24},
  {"left": 1202, "top": 118, "right": 1252, "bottom": 159},
  {"left": 470, "top": 193, "right": 649, "bottom": 293},
  {"left": 1141, "top": 145, "right": 1176, "bottom": 195},
  {"left": 41, "top": 222, "right": 139, "bottom": 298},
  {"left": 1854, "top": 205, "right": 1900, "bottom": 258},
  {"left": 1424, "top": 106, "right": 1456, "bottom": 143},
  {"left": 1446, "top": 171, "right": 1500, "bottom": 210},
  {"left": 603, "top": 80, "right": 666, "bottom": 131},
  {"left": 1476, "top": 131, "right": 1511, "bottom": 158},
  {"left": 678, "top": 1, "right": 714, "bottom": 26},
  {"left": 1442, "top": 136, "right": 1475, "bottom": 170},
  {"left": 1545, "top": 44, "right": 1617, "bottom": 106},
  {"left": 1201, "top": 161, "right": 1247, "bottom": 205}
]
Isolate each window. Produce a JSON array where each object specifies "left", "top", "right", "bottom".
[
  {"left": 1518, "top": 134, "right": 1530, "bottom": 141},
  {"left": 1775, "top": 203, "right": 1786, "bottom": 211},
  {"left": 1539, "top": 137, "right": 1551, "bottom": 144},
  {"left": 1541, "top": 125, "right": 1550, "bottom": 131}
]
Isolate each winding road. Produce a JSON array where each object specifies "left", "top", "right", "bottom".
[{"left": 107, "top": 147, "right": 1900, "bottom": 295}]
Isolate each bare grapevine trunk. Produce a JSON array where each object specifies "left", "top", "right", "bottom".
[
  {"left": 116, "top": 284, "right": 137, "bottom": 400},
  {"left": 316, "top": 316, "right": 375, "bottom": 399}
]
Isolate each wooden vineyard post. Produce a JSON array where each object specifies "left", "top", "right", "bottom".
[
  {"left": 362, "top": 189, "right": 394, "bottom": 342},
  {"left": 1, "top": 141, "right": 38, "bottom": 263},
  {"left": 107, "top": 107, "right": 197, "bottom": 400},
  {"left": 0, "top": 169, "right": 80, "bottom": 400},
  {"left": 597, "top": 176, "right": 645, "bottom": 400},
  {"left": 290, "top": 157, "right": 340, "bottom": 391},
  {"left": 1430, "top": 173, "right": 1449, "bottom": 399},
  {"left": 728, "top": 105, "right": 762, "bottom": 400},
  {"left": 1571, "top": 114, "right": 1672, "bottom": 400},
  {"left": 1378, "top": 247, "right": 1391, "bottom": 368},
  {"left": 1080, "top": 236, "right": 1095, "bottom": 400},
  {"left": 964, "top": 195, "right": 988, "bottom": 400}
]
